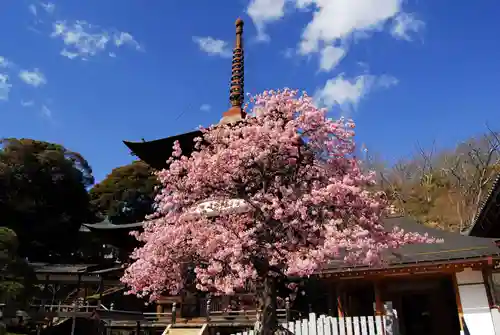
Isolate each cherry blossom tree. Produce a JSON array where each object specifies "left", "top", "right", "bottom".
[{"left": 122, "top": 89, "right": 435, "bottom": 335}]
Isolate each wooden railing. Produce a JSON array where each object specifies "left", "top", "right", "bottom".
[
  {"left": 21, "top": 300, "right": 301, "bottom": 327},
  {"left": 28, "top": 303, "right": 97, "bottom": 314}
]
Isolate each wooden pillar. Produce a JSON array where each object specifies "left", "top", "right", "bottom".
[
  {"left": 97, "top": 275, "right": 104, "bottom": 308},
  {"left": 221, "top": 295, "right": 230, "bottom": 312},
  {"left": 336, "top": 283, "right": 344, "bottom": 317},
  {"left": 41, "top": 274, "right": 50, "bottom": 310},
  {"left": 76, "top": 273, "right": 82, "bottom": 296},
  {"left": 136, "top": 320, "right": 141, "bottom": 335},
  {"left": 206, "top": 296, "right": 211, "bottom": 322},
  {"left": 285, "top": 297, "right": 291, "bottom": 323},
  {"left": 451, "top": 273, "right": 464, "bottom": 332},
  {"left": 83, "top": 285, "right": 88, "bottom": 306},
  {"left": 156, "top": 303, "right": 164, "bottom": 316},
  {"left": 327, "top": 283, "right": 334, "bottom": 316},
  {"left": 482, "top": 267, "right": 495, "bottom": 307},
  {"left": 374, "top": 281, "right": 384, "bottom": 316},
  {"left": 171, "top": 302, "right": 177, "bottom": 324}
]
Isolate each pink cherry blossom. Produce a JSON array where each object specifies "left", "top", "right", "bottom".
[{"left": 121, "top": 89, "right": 436, "bottom": 306}]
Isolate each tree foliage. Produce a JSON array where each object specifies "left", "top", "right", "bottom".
[
  {"left": 0, "top": 138, "right": 94, "bottom": 262},
  {"left": 0, "top": 227, "right": 34, "bottom": 306},
  {"left": 122, "top": 89, "right": 434, "bottom": 335},
  {"left": 89, "top": 161, "right": 159, "bottom": 224}
]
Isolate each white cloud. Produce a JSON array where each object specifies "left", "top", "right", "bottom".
[
  {"left": 51, "top": 20, "right": 142, "bottom": 60},
  {"left": 245, "top": 0, "right": 412, "bottom": 48},
  {"left": 192, "top": 36, "right": 232, "bottom": 58},
  {"left": 0, "top": 74, "right": 12, "bottom": 101},
  {"left": 21, "top": 100, "right": 35, "bottom": 107},
  {"left": 29, "top": 4, "right": 37, "bottom": 16},
  {"left": 40, "top": 2, "right": 56, "bottom": 14},
  {"left": 200, "top": 104, "right": 212, "bottom": 112},
  {"left": 391, "top": 12, "right": 424, "bottom": 41},
  {"left": 0, "top": 56, "right": 13, "bottom": 68},
  {"left": 247, "top": 0, "right": 287, "bottom": 41},
  {"left": 376, "top": 74, "right": 399, "bottom": 88},
  {"left": 19, "top": 68, "right": 47, "bottom": 87},
  {"left": 244, "top": 0, "right": 419, "bottom": 114},
  {"left": 283, "top": 48, "right": 295, "bottom": 59},
  {"left": 314, "top": 73, "right": 398, "bottom": 111},
  {"left": 41, "top": 105, "right": 52, "bottom": 118},
  {"left": 114, "top": 32, "right": 142, "bottom": 50},
  {"left": 30, "top": 2, "right": 55, "bottom": 16},
  {"left": 319, "top": 46, "right": 345, "bottom": 72},
  {"left": 298, "top": 0, "right": 404, "bottom": 54},
  {"left": 60, "top": 49, "right": 79, "bottom": 59}
]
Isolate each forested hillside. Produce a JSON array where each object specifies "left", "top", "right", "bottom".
[{"left": 366, "top": 130, "right": 500, "bottom": 232}]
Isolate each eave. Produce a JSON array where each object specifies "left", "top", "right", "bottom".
[
  {"left": 467, "top": 174, "right": 500, "bottom": 237},
  {"left": 123, "top": 130, "right": 202, "bottom": 170}
]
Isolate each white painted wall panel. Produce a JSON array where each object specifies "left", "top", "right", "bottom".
[
  {"left": 490, "top": 308, "right": 500, "bottom": 335},
  {"left": 456, "top": 270, "right": 496, "bottom": 335}
]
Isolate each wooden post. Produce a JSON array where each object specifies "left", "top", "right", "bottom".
[
  {"left": 171, "top": 302, "right": 177, "bottom": 324},
  {"left": 83, "top": 285, "right": 88, "bottom": 307},
  {"left": 136, "top": 320, "right": 141, "bottom": 335},
  {"left": 285, "top": 297, "right": 290, "bottom": 323},
  {"left": 156, "top": 303, "right": 163, "bottom": 318},
  {"left": 41, "top": 274, "right": 49, "bottom": 311},
  {"left": 97, "top": 275, "right": 104, "bottom": 308},
  {"left": 451, "top": 273, "right": 464, "bottom": 333},
  {"left": 206, "top": 296, "right": 211, "bottom": 322},
  {"left": 335, "top": 284, "right": 344, "bottom": 317},
  {"left": 482, "top": 267, "right": 495, "bottom": 307},
  {"left": 374, "top": 281, "right": 384, "bottom": 316},
  {"left": 327, "top": 284, "right": 334, "bottom": 316},
  {"left": 70, "top": 273, "right": 82, "bottom": 335}
]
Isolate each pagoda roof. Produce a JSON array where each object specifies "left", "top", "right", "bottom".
[
  {"left": 465, "top": 173, "right": 500, "bottom": 238},
  {"left": 29, "top": 262, "right": 123, "bottom": 275},
  {"left": 123, "top": 130, "right": 202, "bottom": 170},
  {"left": 29, "top": 262, "right": 99, "bottom": 274},
  {"left": 82, "top": 219, "right": 143, "bottom": 231}
]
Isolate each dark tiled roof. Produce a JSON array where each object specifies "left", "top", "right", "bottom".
[
  {"left": 82, "top": 219, "right": 143, "bottom": 231},
  {"left": 123, "top": 130, "right": 202, "bottom": 170},
  {"left": 466, "top": 173, "right": 500, "bottom": 237},
  {"left": 90, "top": 265, "right": 124, "bottom": 274},
  {"left": 29, "top": 263, "right": 98, "bottom": 273},
  {"left": 30, "top": 262, "right": 124, "bottom": 275},
  {"left": 324, "top": 216, "right": 500, "bottom": 272}
]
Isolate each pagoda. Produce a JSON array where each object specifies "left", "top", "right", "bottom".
[
  {"left": 83, "top": 18, "right": 247, "bottom": 253},
  {"left": 123, "top": 18, "right": 247, "bottom": 170}
]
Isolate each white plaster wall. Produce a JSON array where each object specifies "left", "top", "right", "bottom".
[
  {"left": 490, "top": 309, "right": 500, "bottom": 335},
  {"left": 456, "top": 269, "right": 496, "bottom": 335}
]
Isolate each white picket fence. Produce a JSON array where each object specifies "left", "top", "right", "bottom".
[{"left": 233, "top": 312, "right": 387, "bottom": 335}]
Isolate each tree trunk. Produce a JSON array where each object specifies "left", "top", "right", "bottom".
[{"left": 259, "top": 276, "right": 278, "bottom": 335}]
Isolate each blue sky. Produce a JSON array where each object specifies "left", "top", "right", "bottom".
[{"left": 1, "top": 0, "right": 499, "bottom": 183}]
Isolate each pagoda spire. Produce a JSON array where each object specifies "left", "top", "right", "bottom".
[{"left": 220, "top": 18, "right": 246, "bottom": 124}]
